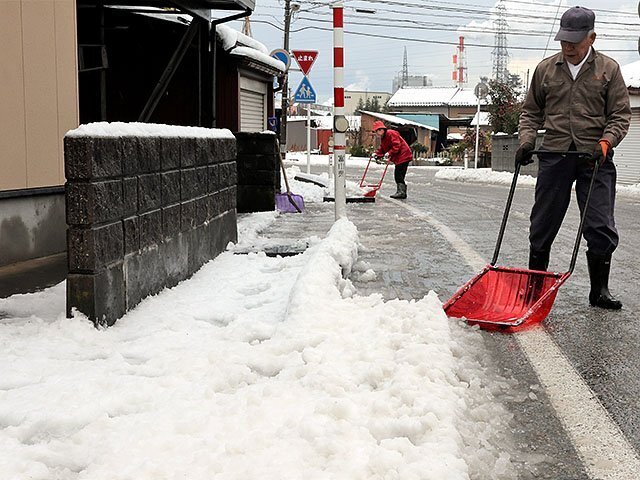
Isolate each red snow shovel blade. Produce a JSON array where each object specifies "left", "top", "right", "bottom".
[
  {"left": 276, "top": 193, "right": 304, "bottom": 213},
  {"left": 443, "top": 265, "right": 570, "bottom": 330}
]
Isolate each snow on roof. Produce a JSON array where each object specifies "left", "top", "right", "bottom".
[
  {"left": 388, "top": 86, "right": 487, "bottom": 108},
  {"left": 471, "top": 111, "right": 490, "bottom": 127},
  {"left": 66, "top": 122, "right": 235, "bottom": 139},
  {"left": 388, "top": 87, "right": 459, "bottom": 107},
  {"left": 216, "top": 24, "right": 285, "bottom": 73},
  {"left": 449, "top": 88, "right": 488, "bottom": 107},
  {"left": 622, "top": 60, "right": 640, "bottom": 89},
  {"left": 361, "top": 111, "right": 438, "bottom": 131},
  {"left": 230, "top": 47, "right": 286, "bottom": 72},
  {"left": 217, "top": 24, "right": 268, "bottom": 54}
]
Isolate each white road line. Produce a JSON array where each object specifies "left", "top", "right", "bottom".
[{"left": 390, "top": 198, "right": 640, "bottom": 479}]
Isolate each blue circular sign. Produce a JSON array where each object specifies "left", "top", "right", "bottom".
[{"left": 270, "top": 49, "right": 291, "bottom": 70}]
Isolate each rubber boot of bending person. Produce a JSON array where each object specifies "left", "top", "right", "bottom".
[
  {"left": 586, "top": 251, "right": 622, "bottom": 310},
  {"left": 528, "top": 249, "right": 550, "bottom": 271},
  {"left": 390, "top": 183, "right": 407, "bottom": 199}
]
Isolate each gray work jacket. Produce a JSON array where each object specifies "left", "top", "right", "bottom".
[{"left": 519, "top": 49, "right": 631, "bottom": 152}]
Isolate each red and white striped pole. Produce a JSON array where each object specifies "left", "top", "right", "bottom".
[{"left": 332, "top": 2, "right": 347, "bottom": 219}]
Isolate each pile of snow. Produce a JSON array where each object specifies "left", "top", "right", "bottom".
[
  {"left": 66, "top": 122, "right": 234, "bottom": 139},
  {"left": 435, "top": 168, "right": 537, "bottom": 186},
  {"left": 434, "top": 166, "right": 640, "bottom": 198},
  {"left": 0, "top": 211, "right": 520, "bottom": 479}
]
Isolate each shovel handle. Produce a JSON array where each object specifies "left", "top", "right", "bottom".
[
  {"left": 278, "top": 152, "right": 293, "bottom": 195},
  {"left": 491, "top": 149, "right": 598, "bottom": 270},
  {"left": 278, "top": 152, "right": 302, "bottom": 213},
  {"left": 491, "top": 163, "right": 521, "bottom": 265},
  {"left": 531, "top": 150, "right": 592, "bottom": 159}
]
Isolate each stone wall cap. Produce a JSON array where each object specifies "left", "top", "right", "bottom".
[{"left": 66, "top": 122, "right": 236, "bottom": 140}]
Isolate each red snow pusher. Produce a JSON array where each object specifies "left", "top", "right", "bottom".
[
  {"left": 359, "top": 154, "right": 390, "bottom": 197},
  {"left": 444, "top": 151, "right": 597, "bottom": 330}
]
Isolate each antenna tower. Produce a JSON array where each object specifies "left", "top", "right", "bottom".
[
  {"left": 402, "top": 47, "right": 409, "bottom": 87},
  {"left": 492, "top": 0, "right": 509, "bottom": 82}
]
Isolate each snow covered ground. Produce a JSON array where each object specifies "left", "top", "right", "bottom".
[
  {"left": 13, "top": 159, "right": 638, "bottom": 478},
  {"left": 1, "top": 177, "right": 522, "bottom": 478}
]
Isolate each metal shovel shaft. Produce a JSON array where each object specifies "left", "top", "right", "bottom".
[{"left": 490, "top": 150, "right": 599, "bottom": 273}]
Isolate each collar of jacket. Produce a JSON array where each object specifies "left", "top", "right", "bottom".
[{"left": 554, "top": 48, "right": 597, "bottom": 79}]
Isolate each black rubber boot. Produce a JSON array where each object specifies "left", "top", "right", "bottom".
[
  {"left": 586, "top": 252, "right": 622, "bottom": 310},
  {"left": 390, "top": 183, "right": 407, "bottom": 199},
  {"left": 528, "top": 249, "right": 550, "bottom": 271}
]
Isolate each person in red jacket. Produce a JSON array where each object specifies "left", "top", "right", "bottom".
[{"left": 372, "top": 120, "right": 413, "bottom": 199}]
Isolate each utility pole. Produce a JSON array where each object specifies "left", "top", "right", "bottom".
[{"left": 280, "top": 0, "right": 294, "bottom": 156}]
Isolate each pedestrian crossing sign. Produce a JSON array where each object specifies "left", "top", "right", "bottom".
[{"left": 294, "top": 77, "right": 316, "bottom": 103}]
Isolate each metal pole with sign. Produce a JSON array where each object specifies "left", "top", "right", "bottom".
[
  {"left": 307, "top": 105, "right": 311, "bottom": 173},
  {"left": 474, "top": 80, "right": 489, "bottom": 169},
  {"left": 332, "top": 3, "right": 347, "bottom": 220},
  {"left": 291, "top": 50, "right": 319, "bottom": 175}
]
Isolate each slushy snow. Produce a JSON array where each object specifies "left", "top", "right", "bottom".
[{"left": 0, "top": 163, "right": 542, "bottom": 479}]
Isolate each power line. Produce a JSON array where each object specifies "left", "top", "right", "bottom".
[
  {"left": 295, "top": 0, "right": 640, "bottom": 28},
  {"left": 251, "top": 21, "right": 637, "bottom": 52},
  {"left": 251, "top": 14, "right": 639, "bottom": 41}
]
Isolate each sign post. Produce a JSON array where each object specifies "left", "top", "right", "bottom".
[
  {"left": 473, "top": 79, "right": 489, "bottom": 169},
  {"left": 331, "top": 4, "right": 346, "bottom": 220},
  {"left": 292, "top": 50, "right": 318, "bottom": 174}
]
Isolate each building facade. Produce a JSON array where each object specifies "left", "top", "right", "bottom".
[
  {"left": 344, "top": 91, "right": 392, "bottom": 115},
  {"left": 0, "top": 0, "right": 271, "bottom": 270}
]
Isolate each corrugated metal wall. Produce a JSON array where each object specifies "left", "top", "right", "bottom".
[
  {"left": 613, "top": 108, "right": 640, "bottom": 186},
  {"left": 239, "top": 75, "right": 266, "bottom": 133}
]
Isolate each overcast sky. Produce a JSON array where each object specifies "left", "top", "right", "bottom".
[{"left": 225, "top": 0, "right": 640, "bottom": 104}]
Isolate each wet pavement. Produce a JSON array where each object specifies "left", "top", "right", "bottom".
[
  {"left": 0, "top": 252, "right": 67, "bottom": 299},
  {"left": 256, "top": 164, "right": 640, "bottom": 479}
]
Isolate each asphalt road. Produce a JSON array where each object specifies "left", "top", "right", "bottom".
[{"left": 261, "top": 163, "right": 640, "bottom": 479}]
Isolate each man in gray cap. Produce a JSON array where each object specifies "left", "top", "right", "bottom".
[{"left": 516, "top": 6, "right": 631, "bottom": 309}]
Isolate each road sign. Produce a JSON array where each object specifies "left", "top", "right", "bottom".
[
  {"left": 294, "top": 76, "right": 317, "bottom": 103},
  {"left": 474, "top": 81, "right": 489, "bottom": 100},
  {"left": 270, "top": 48, "right": 290, "bottom": 70},
  {"left": 291, "top": 50, "right": 318, "bottom": 76}
]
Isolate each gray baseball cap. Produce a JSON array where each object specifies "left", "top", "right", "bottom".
[{"left": 554, "top": 6, "right": 595, "bottom": 43}]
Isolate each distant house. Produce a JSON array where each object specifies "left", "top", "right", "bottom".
[
  {"left": 286, "top": 115, "right": 361, "bottom": 154},
  {"left": 387, "top": 86, "right": 488, "bottom": 143},
  {"left": 343, "top": 91, "right": 392, "bottom": 115},
  {"left": 360, "top": 111, "right": 439, "bottom": 155}
]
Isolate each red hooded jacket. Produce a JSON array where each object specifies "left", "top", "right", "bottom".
[{"left": 375, "top": 129, "right": 413, "bottom": 165}]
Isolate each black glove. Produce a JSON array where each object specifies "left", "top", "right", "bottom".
[
  {"left": 515, "top": 143, "right": 534, "bottom": 166},
  {"left": 590, "top": 140, "right": 611, "bottom": 169}
]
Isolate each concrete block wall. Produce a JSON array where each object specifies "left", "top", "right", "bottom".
[
  {"left": 491, "top": 132, "right": 544, "bottom": 177},
  {"left": 65, "top": 125, "right": 237, "bottom": 326},
  {"left": 236, "top": 132, "right": 280, "bottom": 213}
]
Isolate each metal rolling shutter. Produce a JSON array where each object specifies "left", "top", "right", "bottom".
[
  {"left": 614, "top": 109, "right": 640, "bottom": 186},
  {"left": 240, "top": 76, "right": 266, "bottom": 133}
]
